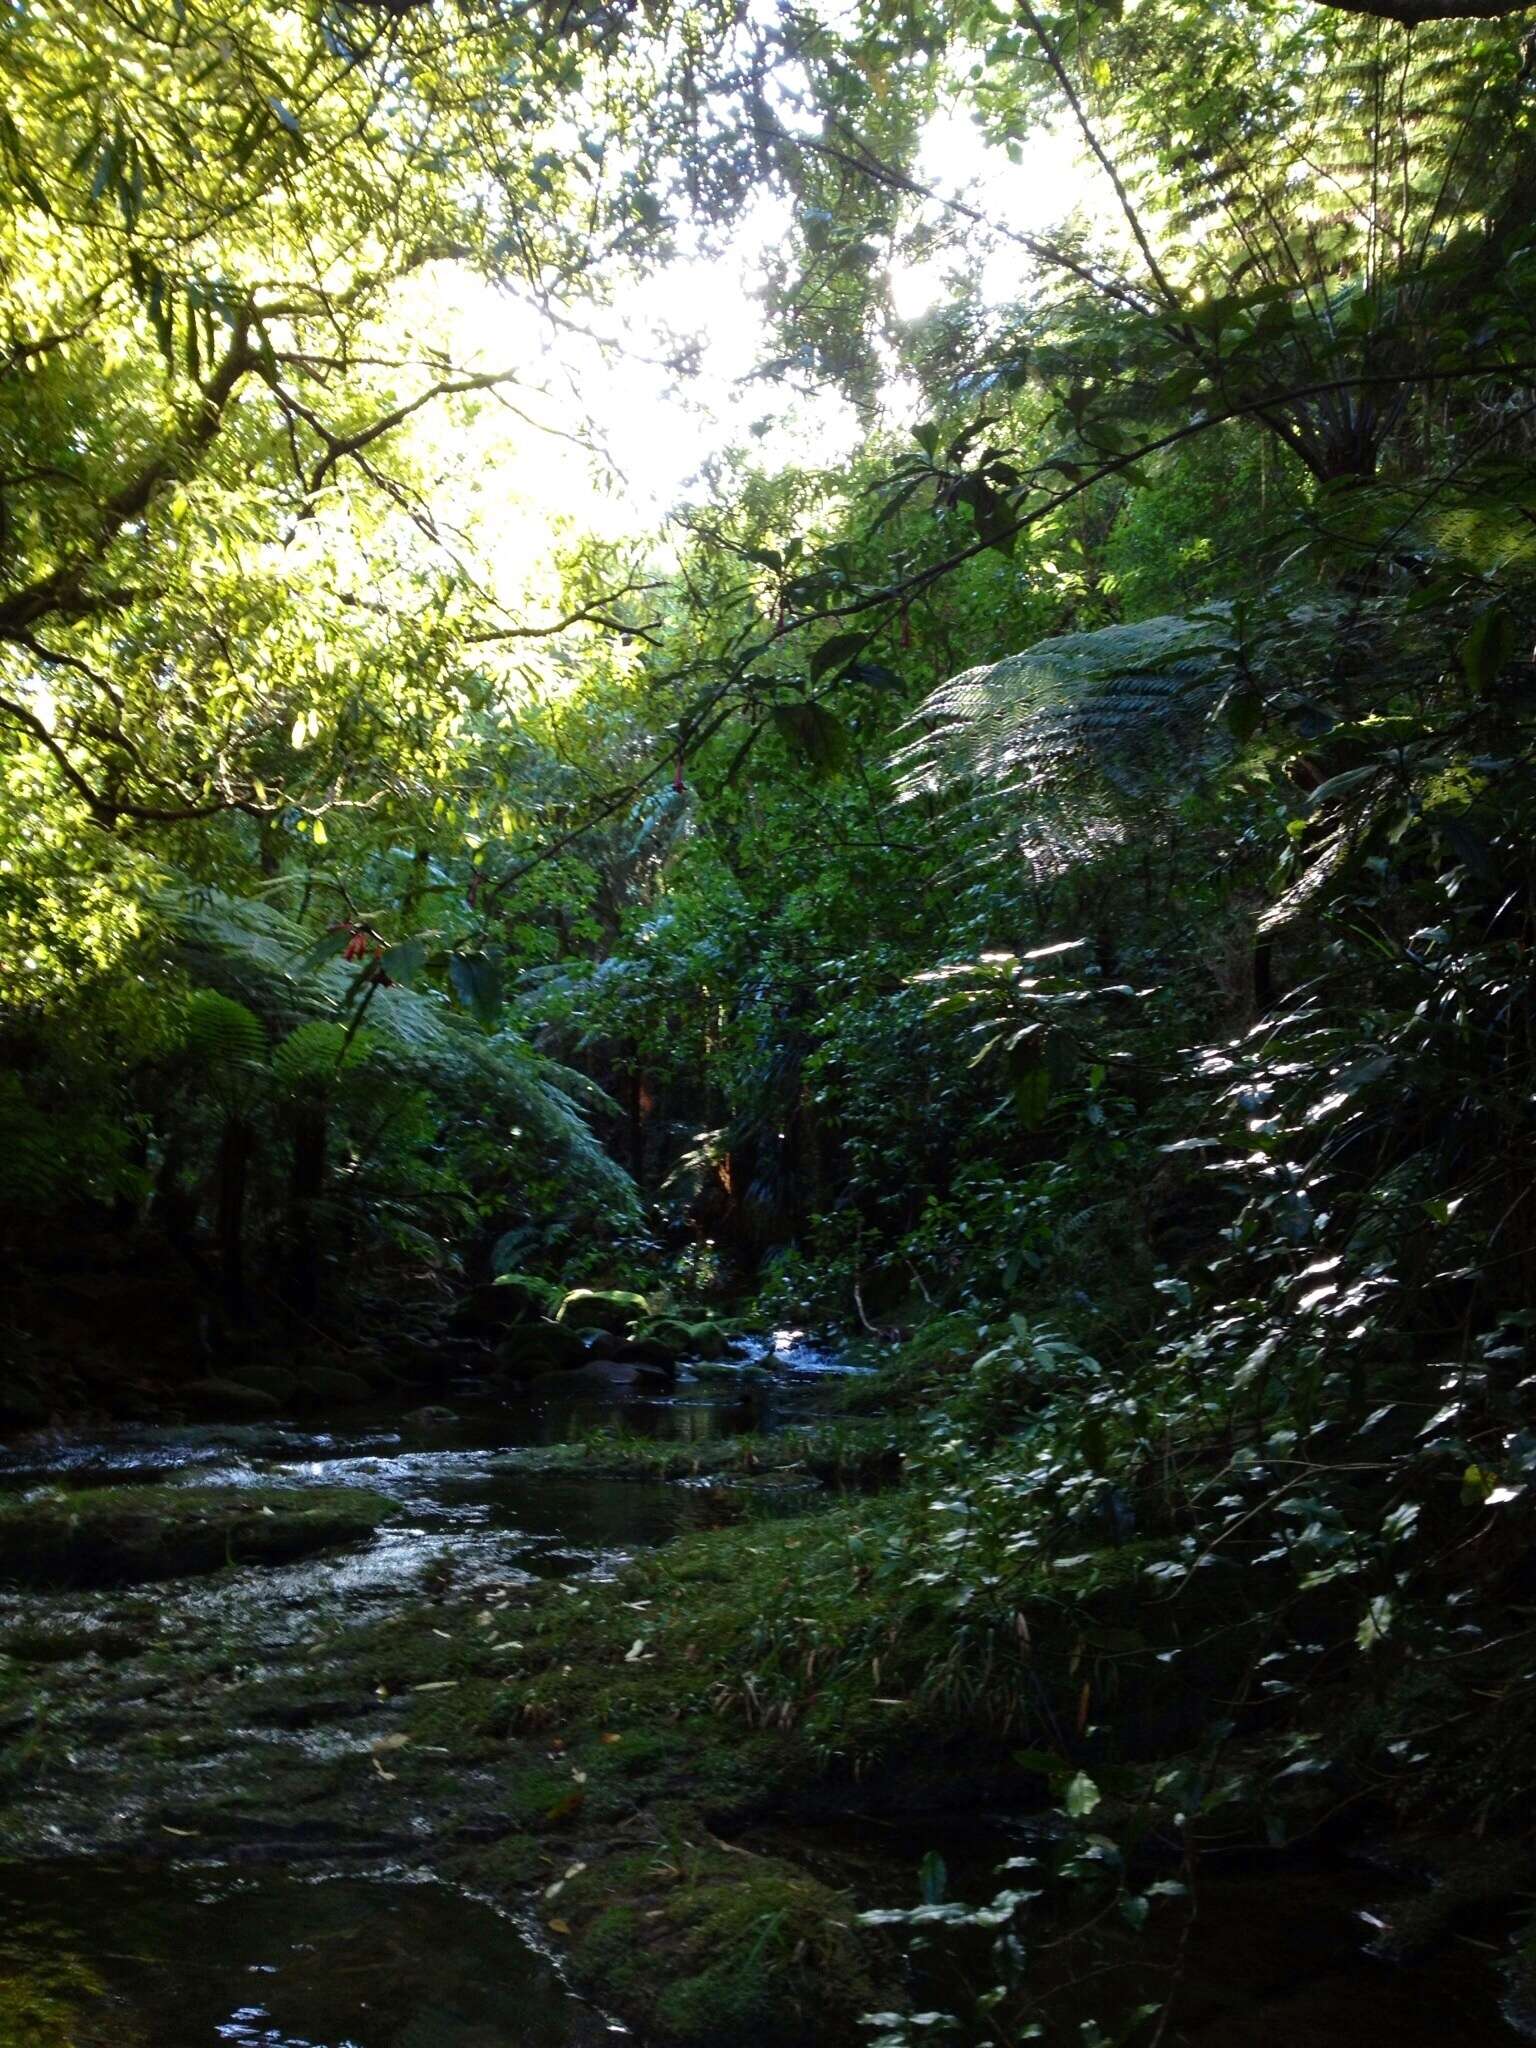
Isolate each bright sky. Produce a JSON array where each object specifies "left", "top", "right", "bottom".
[{"left": 402, "top": 109, "right": 1099, "bottom": 619}]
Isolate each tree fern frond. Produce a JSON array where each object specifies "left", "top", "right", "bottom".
[
  {"left": 894, "top": 610, "right": 1237, "bottom": 809},
  {"left": 163, "top": 889, "right": 636, "bottom": 1210}
]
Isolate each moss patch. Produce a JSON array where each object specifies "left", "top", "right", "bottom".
[
  {"left": 557, "top": 1843, "right": 879, "bottom": 2048},
  {"left": 0, "top": 1484, "right": 389, "bottom": 1588}
]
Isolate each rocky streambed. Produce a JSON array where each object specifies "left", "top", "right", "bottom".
[
  {"left": 0, "top": 1340, "right": 885, "bottom": 2046},
  {"left": 0, "top": 1340, "right": 1528, "bottom": 2048}
]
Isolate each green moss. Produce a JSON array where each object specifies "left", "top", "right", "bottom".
[
  {"left": 559, "top": 1844, "right": 880, "bottom": 2048},
  {"left": 0, "top": 1931, "right": 127, "bottom": 2048},
  {"left": 556, "top": 1288, "right": 652, "bottom": 1331},
  {"left": 0, "top": 1483, "right": 388, "bottom": 1588}
]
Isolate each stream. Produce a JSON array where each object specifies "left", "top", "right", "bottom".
[
  {"left": 0, "top": 1339, "right": 855, "bottom": 2046},
  {"left": 0, "top": 1340, "right": 1523, "bottom": 2046}
]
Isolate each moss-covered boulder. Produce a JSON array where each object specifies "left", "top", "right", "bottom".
[
  {"left": 181, "top": 1376, "right": 283, "bottom": 1417},
  {"left": 231, "top": 1363, "right": 300, "bottom": 1404},
  {"left": 450, "top": 1278, "right": 557, "bottom": 1337},
  {"left": 613, "top": 1336, "right": 679, "bottom": 1370},
  {"left": 555, "top": 1288, "right": 651, "bottom": 1332},
  {"left": 496, "top": 1321, "right": 588, "bottom": 1376},
  {"left": 556, "top": 1845, "right": 881, "bottom": 2048},
  {"left": 0, "top": 1373, "right": 51, "bottom": 1428},
  {"left": 0, "top": 1483, "right": 389, "bottom": 1587},
  {"left": 638, "top": 1317, "right": 734, "bottom": 1362},
  {"left": 302, "top": 1365, "right": 373, "bottom": 1406}
]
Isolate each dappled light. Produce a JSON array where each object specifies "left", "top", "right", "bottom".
[{"left": 3, "top": 0, "right": 1536, "bottom": 2042}]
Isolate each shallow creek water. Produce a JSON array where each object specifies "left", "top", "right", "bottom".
[
  {"left": 0, "top": 1341, "right": 1523, "bottom": 2047},
  {"left": 0, "top": 1339, "right": 854, "bottom": 2046}
]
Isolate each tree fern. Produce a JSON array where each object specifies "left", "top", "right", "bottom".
[
  {"left": 892, "top": 610, "right": 1238, "bottom": 870},
  {"left": 164, "top": 888, "right": 636, "bottom": 1211}
]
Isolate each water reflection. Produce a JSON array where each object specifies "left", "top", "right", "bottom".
[{"left": 0, "top": 1861, "right": 614, "bottom": 2047}]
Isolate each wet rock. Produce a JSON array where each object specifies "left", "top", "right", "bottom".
[
  {"left": 450, "top": 1275, "right": 557, "bottom": 1336},
  {"left": 405, "top": 1404, "right": 460, "bottom": 1427},
  {"left": 1507, "top": 1926, "right": 1536, "bottom": 2039},
  {"left": 613, "top": 1337, "right": 679, "bottom": 1371},
  {"left": 1362, "top": 1841, "right": 1532, "bottom": 1963},
  {"left": 555, "top": 1287, "right": 651, "bottom": 1333},
  {"left": 639, "top": 1316, "right": 734, "bottom": 1361},
  {"left": 181, "top": 1375, "right": 283, "bottom": 1416},
  {"left": 0, "top": 1382, "right": 51, "bottom": 1427},
  {"left": 496, "top": 1322, "right": 588, "bottom": 1377},
  {"left": 228, "top": 1363, "right": 300, "bottom": 1404},
  {"left": 302, "top": 1365, "right": 373, "bottom": 1406},
  {"left": 686, "top": 1359, "right": 769, "bottom": 1385},
  {"left": 0, "top": 1482, "right": 389, "bottom": 1587},
  {"left": 555, "top": 1359, "right": 648, "bottom": 1394}
]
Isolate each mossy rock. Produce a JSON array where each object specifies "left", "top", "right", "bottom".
[
  {"left": 0, "top": 1378, "right": 50, "bottom": 1427},
  {"left": 685, "top": 1359, "right": 767, "bottom": 1385},
  {"left": 613, "top": 1337, "right": 679, "bottom": 1370},
  {"left": 558, "top": 1847, "right": 880, "bottom": 2048},
  {"left": 0, "top": 1483, "right": 389, "bottom": 1588},
  {"left": 302, "top": 1365, "right": 373, "bottom": 1406},
  {"left": 227, "top": 1364, "right": 300, "bottom": 1404},
  {"left": 496, "top": 1321, "right": 588, "bottom": 1376},
  {"left": 555, "top": 1288, "right": 651, "bottom": 1332},
  {"left": 181, "top": 1376, "right": 283, "bottom": 1416},
  {"left": 449, "top": 1280, "right": 551, "bottom": 1337}
]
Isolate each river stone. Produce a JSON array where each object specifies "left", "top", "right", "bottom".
[
  {"left": 0, "top": 1382, "right": 50, "bottom": 1426},
  {"left": 496, "top": 1322, "right": 588, "bottom": 1376},
  {"left": 638, "top": 1316, "right": 734, "bottom": 1361},
  {"left": 612, "top": 1336, "right": 679, "bottom": 1370},
  {"left": 303, "top": 1365, "right": 373, "bottom": 1406},
  {"left": 182, "top": 1376, "right": 283, "bottom": 1416},
  {"left": 554, "top": 1287, "right": 651, "bottom": 1332},
  {"left": 450, "top": 1283, "right": 536, "bottom": 1336},
  {"left": 0, "top": 1483, "right": 388, "bottom": 1587},
  {"left": 231, "top": 1364, "right": 300, "bottom": 1404}
]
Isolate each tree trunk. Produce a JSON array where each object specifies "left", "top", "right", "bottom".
[{"left": 287, "top": 1104, "right": 327, "bottom": 1313}]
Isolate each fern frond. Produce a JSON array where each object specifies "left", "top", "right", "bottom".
[
  {"left": 183, "top": 990, "right": 266, "bottom": 1070},
  {"left": 163, "top": 889, "right": 635, "bottom": 1210},
  {"left": 894, "top": 611, "right": 1236, "bottom": 816}
]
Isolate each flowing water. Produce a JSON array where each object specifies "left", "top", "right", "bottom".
[
  {"left": 0, "top": 1338, "right": 856, "bottom": 2046},
  {"left": 0, "top": 1339, "right": 1522, "bottom": 2046}
]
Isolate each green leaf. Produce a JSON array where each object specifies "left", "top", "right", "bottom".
[
  {"left": 448, "top": 950, "right": 501, "bottom": 1026},
  {"left": 917, "top": 1850, "right": 947, "bottom": 1905},
  {"left": 810, "top": 631, "right": 870, "bottom": 681},
  {"left": 1459, "top": 606, "right": 1519, "bottom": 692},
  {"left": 379, "top": 937, "right": 429, "bottom": 985},
  {"left": 290, "top": 928, "right": 352, "bottom": 976},
  {"left": 1225, "top": 688, "right": 1263, "bottom": 743},
  {"left": 1063, "top": 1771, "right": 1101, "bottom": 1817},
  {"left": 770, "top": 702, "right": 851, "bottom": 775},
  {"left": 1012, "top": 1065, "right": 1051, "bottom": 1128}
]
